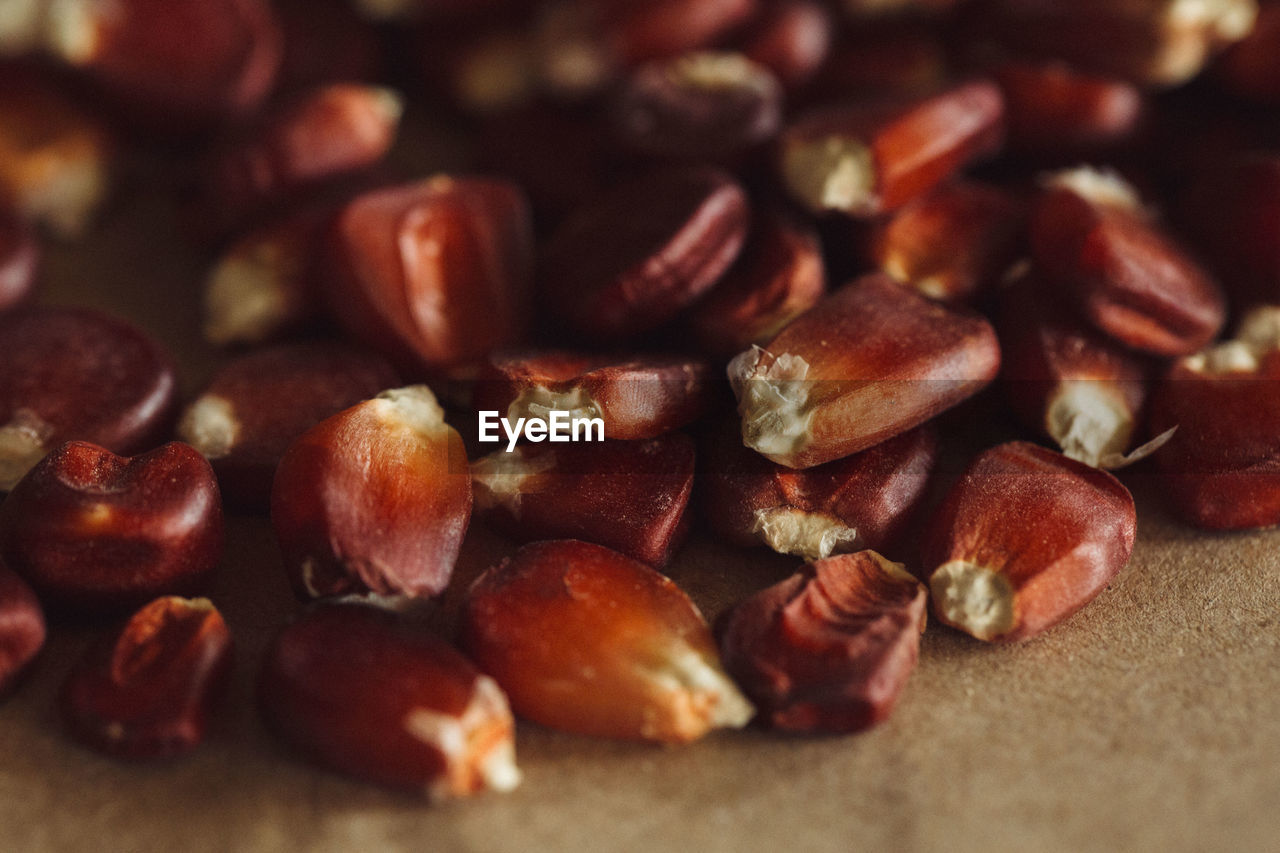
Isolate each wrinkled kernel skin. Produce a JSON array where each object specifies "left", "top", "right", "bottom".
[
  {"left": 462, "top": 540, "right": 736, "bottom": 743},
  {"left": 737, "top": 273, "right": 1000, "bottom": 469},
  {"left": 0, "top": 565, "right": 45, "bottom": 699},
  {"left": 182, "top": 343, "right": 399, "bottom": 509},
  {"left": 702, "top": 422, "right": 937, "bottom": 555},
  {"left": 324, "top": 177, "right": 534, "bottom": 375},
  {"left": 475, "top": 434, "right": 695, "bottom": 566},
  {"left": 540, "top": 167, "right": 750, "bottom": 342},
  {"left": 0, "top": 215, "right": 38, "bottom": 313},
  {"left": 1149, "top": 354, "right": 1280, "bottom": 530},
  {"left": 270, "top": 395, "right": 472, "bottom": 600},
  {"left": 0, "top": 442, "right": 224, "bottom": 613},
  {"left": 1032, "top": 186, "right": 1225, "bottom": 357},
  {"left": 0, "top": 308, "right": 178, "bottom": 462},
  {"left": 921, "top": 442, "right": 1137, "bottom": 642},
  {"left": 719, "top": 551, "right": 927, "bottom": 733},
  {"left": 60, "top": 597, "right": 233, "bottom": 759},
  {"left": 474, "top": 351, "right": 711, "bottom": 441},
  {"left": 259, "top": 604, "right": 516, "bottom": 794}
]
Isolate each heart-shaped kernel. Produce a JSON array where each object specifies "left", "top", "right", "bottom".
[{"left": 0, "top": 441, "right": 223, "bottom": 613}]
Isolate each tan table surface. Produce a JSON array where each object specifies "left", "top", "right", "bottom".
[{"left": 2, "top": 165, "right": 1278, "bottom": 853}]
